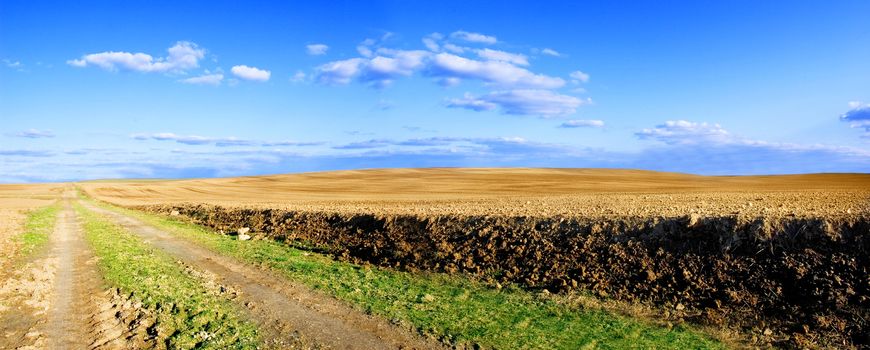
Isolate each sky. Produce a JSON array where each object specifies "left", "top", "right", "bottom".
[{"left": 1, "top": 0, "right": 869, "bottom": 182}]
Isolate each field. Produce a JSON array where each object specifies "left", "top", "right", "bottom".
[
  {"left": 77, "top": 168, "right": 870, "bottom": 348},
  {"left": 2, "top": 169, "right": 868, "bottom": 349},
  {"left": 79, "top": 168, "right": 869, "bottom": 217}
]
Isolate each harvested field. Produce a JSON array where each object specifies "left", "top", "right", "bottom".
[
  {"left": 80, "top": 168, "right": 870, "bottom": 348},
  {"left": 0, "top": 183, "right": 63, "bottom": 270},
  {"left": 80, "top": 168, "right": 869, "bottom": 218}
]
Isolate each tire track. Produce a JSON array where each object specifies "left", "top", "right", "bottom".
[
  {"left": 80, "top": 200, "right": 443, "bottom": 350},
  {"left": 43, "top": 200, "right": 87, "bottom": 349},
  {"left": 45, "top": 194, "right": 144, "bottom": 350}
]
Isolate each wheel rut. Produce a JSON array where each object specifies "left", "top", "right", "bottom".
[
  {"left": 80, "top": 200, "right": 444, "bottom": 350},
  {"left": 43, "top": 200, "right": 90, "bottom": 349},
  {"left": 44, "top": 194, "right": 148, "bottom": 350}
]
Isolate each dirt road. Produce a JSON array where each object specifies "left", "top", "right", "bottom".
[
  {"left": 1, "top": 193, "right": 133, "bottom": 349},
  {"left": 80, "top": 200, "right": 442, "bottom": 350}
]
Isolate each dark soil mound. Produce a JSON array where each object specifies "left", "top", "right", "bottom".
[{"left": 141, "top": 204, "right": 869, "bottom": 348}]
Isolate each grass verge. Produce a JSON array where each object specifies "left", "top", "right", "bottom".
[
  {"left": 74, "top": 202, "right": 259, "bottom": 349},
  {"left": 87, "top": 199, "right": 726, "bottom": 350},
  {"left": 19, "top": 203, "right": 60, "bottom": 257}
]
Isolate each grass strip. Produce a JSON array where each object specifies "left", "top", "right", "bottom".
[
  {"left": 19, "top": 203, "right": 60, "bottom": 257},
  {"left": 89, "top": 199, "right": 726, "bottom": 350},
  {"left": 74, "top": 202, "right": 259, "bottom": 349}
]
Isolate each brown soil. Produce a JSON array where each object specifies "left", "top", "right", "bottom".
[
  {"left": 79, "top": 168, "right": 870, "bottom": 218},
  {"left": 80, "top": 201, "right": 445, "bottom": 350},
  {"left": 144, "top": 203, "right": 869, "bottom": 349},
  {"left": 0, "top": 183, "right": 63, "bottom": 275},
  {"left": 78, "top": 168, "right": 870, "bottom": 349},
  {"left": 0, "top": 192, "right": 156, "bottom": 350}
]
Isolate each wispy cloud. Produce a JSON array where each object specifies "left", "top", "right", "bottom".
[
  {"left": 332, "top": 139, "right": 395, "bottom": 150},
  {"left": 0, "top": 149, "right": 54, "bottom": 157},
  {"left": 5, "top": 130, "right": 869, "bottom": 183},
  {"left": 11, "top": 129, "right": 55, "bottom": 138},
  {"left": 636, "top": 120, "right": 731, "bottom": 145},
  {"left": 261, "top": 141, "right": 324, "bottom": 147},
  {"left": 290, "top": 70, "right": 306, "bottom": 83},
  {"left": 231, "top": 65, "right": 271, "bottom": 82},
  {"left": 559, "top": 119, "right": 604, "bottom": 128},
  {"left": 67, "top": 41, "right": 205, "bottom": 74},
  {"left": 306, "top": 44, "right": 329, "bottom": 55},
  {"left": 179, "top": 73, "right": 223, "bottom": 85},
  {"left": 3, "top": 59, "right": 24, "bottom": 71},
  {"left": 447, "top": 90, "right": 586, "bottom": 117},
  {"left": 133, "top": 132, "right": 321, "bottom": 148},
  {"left": 450, "top": 30, "right": 497, "bottom": 44},
  {"left": 633, "top": 120, "right": 870, "bottom": 170},
  {"left": 422, "top": 33, "right": 443, "bottom": 51},
  {"left": 476, "top": 48, "right": 529, "bottom": 66},
  {"left": 428, "top": 53, "right": 565, "bottom": 89},
  {"left": 540, "top": 48, "right": 561, "bottom": 57},
  {"left": 569, "top": 70, "right": 590, "bottom": 83}
]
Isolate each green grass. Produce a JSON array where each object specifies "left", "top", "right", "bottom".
[
  {"left": 89, "top": 199, "right": 726, "bottom": 350},
  {"left": 19, "top": 203, "right": 60, "bottom": 257},
  {"left": 73, "top": 203, "right": 260, "bottom": 349}
]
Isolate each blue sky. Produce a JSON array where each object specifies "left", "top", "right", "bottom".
[{"left": 1, "top": 0, "right": 869, "bottom": 182}]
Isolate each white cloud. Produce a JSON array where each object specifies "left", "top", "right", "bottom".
[
  {"left": 362, "top": 50, "right": 428, "bottom": 86},
  {"left": 450, "top": 31, "right": 497, "bottom": 44},
  {"left": 356, "top": 38, "right": 376, "bottom": 57},
  {"left": 570, "top": 70, "right": 590, "bottom": 83},
  {"left": 67, "top": 41, "right": 205, "bottom": 73},
  {"left": 316, "top": 58, "right": 366, "bottom": 85},
  {"left": 231, "top": 65, "right": 271, "bottom": 82},
  {"left": 429, "top": 53, "right": 565, "bottom": 89},
  {"left": 636, "top": 120, "right": 733, "bottom": 145},
  {"left": 312, "top": 32, "right": 586, "bottom": 115},
  {"left": 179, "top": 73, "right": 223, "bottom": 85},
  {"left": 560, "top": 119, "right": 604, "bottom": 128},
  {"left": 476, "top": 48, "right": 529, "bottom": 66},
  {"left": 541, "top": 48, "right": 561, "bottom": 57},
  {"left": 422, "top": 33, "right": 443, "bottom": 51},
  {"left": 306, "top": 44, "right": 329, "bottom": 55},
  {"left": 316, "top": 50, "right": 429, "bottom": 87},
  {"left": 445, "top": 93, "right": 498, "bottom": 111},
  {"left": 447, "top": 90, "right": 584, "bottom": 117},
  {"left": 442, "top": 43, "right": 467, "bottom": 54},
  {"left": 357, "top": 46, "right": 373, "bottom": 57}
]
